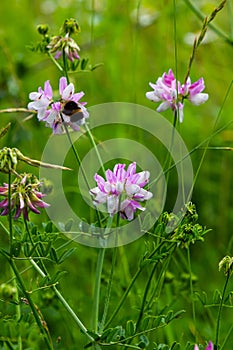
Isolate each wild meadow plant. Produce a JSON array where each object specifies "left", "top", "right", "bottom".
[{"left": 0, "top": 2, "right": 232, "bottom": 350}]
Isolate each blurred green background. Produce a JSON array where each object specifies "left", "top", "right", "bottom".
[{"left": 0, "top": 0, "right": 232, "bottom": 349}]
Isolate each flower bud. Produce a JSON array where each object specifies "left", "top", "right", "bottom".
[
  {"left": 0, "top": 283, "right": 17, "bottom": 300},
  {"left": 219, "top": 256, "right": 233, "bottom": 276},
  {"left": 37, "top": 24, "right": 49, "bottom": 35},
  {"left": 61, "top": 18, "right": 80, "bottom": 36},
  {"left": 0, "top": 147, "right": 18, "bottom": 173}
]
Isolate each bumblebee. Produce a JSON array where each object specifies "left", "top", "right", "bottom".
[{"left": 61, "top": 101, "right": 84, "bottom": 123}]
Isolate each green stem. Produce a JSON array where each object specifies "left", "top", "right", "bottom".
[
  {"left": 47, "top": 52, "right": 63, "bottom": 72},
  {"left": 11, "top": 266, "right": 22, "bottom": 350},
  {"left": 93, "top": 216, "right": 113, "bottom": 332},
  {"left": 8, "top": 258, "right": 54, "bottom": 350},
  {"left": 147, "top": 251, "right": 173, "bottom": 310},
  {"left": 215, "top": 271, "right": 230, "bottom": 348},
  {"left": 22, "top": 220, "right": 94, "bottom": 343},
  {"left": 85, "top": 123, "right": 105, "bottom": 176},
  {"left": 104, "top": 267, "right": 141, "bottom": 330},
  {"left": 62, "top": 49, "right": 70, "bottom": 83},
  {"left": 93, "top": 247, "right": 106, "bottom": 333},
  {"left": 62, "top": 118, "right": 102, "bottom": 228},
  {"left": 104, "top": 240, "right": 167, "bottom": 329},
  {"left": 7, "top": 172, "right": 13, "bottom": 254},
  {"left": 29, "top": 259, "right": 95, "bottom": 343},
  {"left": 99, "top": 246, "right": 117, "bottom": 332},
  {"left": 7, "top": 174, "right": 22, "bottom": 349},
  {"left": 135, "top": 262, "right": 158, "bottom": 331},
  {"left": 136, "top": 244, "right": 176, "bottom": 332},
  {"left": 187, "top": 247, "right": 196, "bottom": 329},
  {"left": 220, "top": 322, "right": 233, "bottom": 350}
]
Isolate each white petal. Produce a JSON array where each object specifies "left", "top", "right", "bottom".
[
  {"left": 29, "top": 92, "right": 41, "bottom": 100},
  {"left": 156, "top": 101, "right": 170, "bottom": 112},
  {"left": 136, "top": 171, "right": 150, "bottom": 185},
  {"left": 146, "top": 91, "right": 161, "bottom": 102},
  {"left": 125, "top": 183, "right": 140, "bottom": 196},
  {"left": 62, "top": 83, "right": 74, "bottom": 100},
  {"left": 107, "top": 195, "right": 119, "bottom": 215},
  {"left": 189, "top": 93, "right": 209, "bottom": 106}
]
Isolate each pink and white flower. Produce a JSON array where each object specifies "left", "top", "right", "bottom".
[
  {"left": 28, "top": 77, "right": 89, "bottom": 134},
  {"left": 47, "top": 34, "right": 80, "bottom": 62},
  {"left": 89, "top": 162, "right": 153, "bottom": 221},
  {"left": 194, "top": 341, "right": 213, "bottom": 350},
  {"left": 146, "top": 69, "right": 208, "bottom": 122},
  {"left": 0, "top": 174, "right": 50, "bottom": 221}
]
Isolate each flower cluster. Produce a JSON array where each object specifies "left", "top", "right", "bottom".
[
  {"left": 28, "top": 77, "right": 89, "bottom": 134},
  {"left": 47, "top": 34, "right": 80, "bottom": 62},
  {"left": 89, "top": 162, "right": 153, "bottom": 221},
  {"left": 0, "top": 173, "right": 49, "bottom": 221},
  {"left": 146, "top": 69, "right": 208, "bottom": 122},
  {"left": 194, "top": 341, "right": 213, "bottom": 350}
]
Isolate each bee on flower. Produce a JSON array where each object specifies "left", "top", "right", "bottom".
[{"left": 28, "top": 77, "right": 89, "bottom": 134}]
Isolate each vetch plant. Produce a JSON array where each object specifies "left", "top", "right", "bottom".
[{"left": 0, "top": 2, "right": 232, "bottom": 349}]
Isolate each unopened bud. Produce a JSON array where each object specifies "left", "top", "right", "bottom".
[
  {"left": 219, "top": 256, "right": 233, "bottom": 276},
  {"left": 37, "top": 24, "right": 49, "bottom": 35},
  {"left": 61, "top": 18, "right": 80, "bottom": 36}
]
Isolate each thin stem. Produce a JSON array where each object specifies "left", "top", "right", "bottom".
[
  {"left": 104, "top": 267, "right": 141, "bottom": 329},
  {"left": 215, "top": 271, "right": 230, "bottom": 348},
  {"left": 99, "top": 246, "right": 117, "bottom": 332},
  {"left": 47, "top": 52, "right": 63, "bottom": 72},
  {"left": 136, "top": 244, "right": 176, "bottom": 331},
  {"left": 29, "top": 259, "right": 95, "bottom": 342},
  {"left": 92, "top": 216, "right": 113, "bottom": 332},
  {"left": 22, "top": 220, "right": 94, "bottom": 343},
  {"left": 135, "top": 262, "right": 158, "bottom": 331},
  {"left": 187, "top": 247, "right": 196, "bottom": 329},
  {"left": 93, "top": 247, "right": 106, "bottom": 333},
  {"left": 11, "top": 266, "right": 22, "bottom": 350},
  {"left": 9, "top": 259, "right": 54, "bottom": 350},
  {"left": 62, "top": 49, "right": 70, "bottom": 83},
  {"left": 220, "top": 322, "right": 233, "bottom": 350},
  {"left": 62, "top": 119, "right": 90, "bottom": 191},
  {"left": 104, "top": 240, "right": 167, "bottom": 329},
  {"left": 7, "top": 172, "right": 13, "bottom": 254},
  {"left": 85, "top": 123, "right": 105, "bottom": 175}
]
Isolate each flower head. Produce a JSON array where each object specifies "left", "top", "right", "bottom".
[
  {"left": 47, "top": 34, "right": 80, "bottom": 62},
  {"left": 89, "top": 162, "right": 153, "bottom": 221},
  {"left": 194, "top": 341, "right": 214, "bottom": 350},
  {"left": 146, "top": 69, "right": 208, "bottom": 122},
  {"left": 0, "top": 173, "right": 50, "bottom": 221},
  {"left": 28, "top": 77, "right": 89, "bottom": 134}
]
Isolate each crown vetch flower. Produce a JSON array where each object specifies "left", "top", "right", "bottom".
[
  {"left": 194, "top": 341, "right": 213, "bottom": 350},
  {"left": 47, "top": 34, "right": 80, "bottom": 62},
  {"left": 0, "top": 173, "right": 50, "bottom": 221},
  {"left": 28, "top": 77, "right": 89, "bottom": 134},
  {"left": 89, "top": 162, "right": 153, "bottom": 221},
  {"left": 146, "top": 69, "right": 208, "bottom": 122}
]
